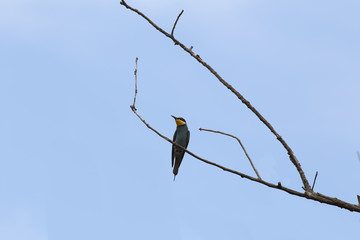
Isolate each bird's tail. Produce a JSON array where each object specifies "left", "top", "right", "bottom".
[{"left": 173, "top": 167, "right": 178, "bottom": 181}]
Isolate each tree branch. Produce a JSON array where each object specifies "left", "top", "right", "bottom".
[
  {"left": 120, "top": 0, "right": 311, "bottom": 191},
  {"left": 128, "top": 57, "right": 360, "bottom": 213},
  {"left": 199, "top": 128, "right": 262, "bottom": 180}
]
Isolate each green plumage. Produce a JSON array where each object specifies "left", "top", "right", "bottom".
[{"left": 171, "top": 116, "right": 190, "bottom": 181}]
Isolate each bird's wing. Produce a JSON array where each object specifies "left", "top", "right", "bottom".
[
  {"left": 172, "top": 130, "right": 177, "bottom": 167},
  {"left": 178, "top": 130, "right": 190, "bottom": 162}
]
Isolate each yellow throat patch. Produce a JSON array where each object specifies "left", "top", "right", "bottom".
[{"left": 175, "top": 119, "right": 186, "bottom": 126}]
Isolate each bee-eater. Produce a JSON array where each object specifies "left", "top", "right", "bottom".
[{"left": 171, "top": 115, "right": 190, "bottom": 181}]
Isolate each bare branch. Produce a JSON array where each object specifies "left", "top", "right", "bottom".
[
  {"left": 171, "top": 10, "right": 184, "bottom": 37},
  {"left": 119, "top": 0, "right": 312, "bottom": 191},
  {"left": 130, "top": 57, "right": 138, "bottom": 110},
  {"left": 199, "top": 128, "right": 262, "bottom": 180},
  {"left": 127, "top": 56, "right": 360, "bottom": 213},
  {"left": 312, "top": 171, "right": 318, "bottom": 191},
  {"left": 130, "top": 97, "right": 360, "bottom": 213}
]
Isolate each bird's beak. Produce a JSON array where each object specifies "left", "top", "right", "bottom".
[{"left": 171, "top": 115, "right": 176, "bottom": 119}]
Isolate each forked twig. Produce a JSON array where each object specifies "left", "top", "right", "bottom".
[{"left": 199, "top": 128, "right": 262, "bottom": 180}]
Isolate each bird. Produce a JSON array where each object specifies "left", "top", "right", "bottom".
[{"left": 171, "top": 115, "right": 190, "bottom": 181}]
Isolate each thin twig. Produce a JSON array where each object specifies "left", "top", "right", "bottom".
[
  {"left": 357, "top": 195, "right": 360, "bottom": 206},
  {"left": 171, "top": 10, "right": 184, "bottom": 37},
  {"left": 199, "top": 128, "right": 262, "bottom": 180},
  {"left": 131, "top": 57, "right": 138, "bottom": 110},
  {"left": 357, "top": 151, "right": 360, "bottom": 162},
  {"left": 312, "top": 171, "right": 318, "bottom": 191},
  {"left": 119, "top": 0, "right": 312, "bottom": 191},
  {"left": 127, "top": 55, "right": 360, "bottom": 213}
]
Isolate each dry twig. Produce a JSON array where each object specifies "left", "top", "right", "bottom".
[
  {"left": 130, "top": 57, "right": 138, "bottom": 110},
  {"left": 199, "top": 128, "right": 262, "bottom": 180},
  {"left": 312, "top": 171, "right": 319, "bottom": 191},
  {"left": 171, "top": 10, "right": 184, "bottom": 37}
]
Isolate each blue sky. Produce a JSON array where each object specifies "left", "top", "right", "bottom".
[{"left": 1, "top": 0, "right": 360, "bottom": 239}]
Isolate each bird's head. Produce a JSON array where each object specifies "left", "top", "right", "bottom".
[{"left": 171, "top": 115, "right": 187, "bottom": 126}]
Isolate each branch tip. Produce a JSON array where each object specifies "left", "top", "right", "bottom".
[
  {"left": 311, "top": 171, "right": 319, "bottom": 191},
  {"left": 131, "top": 57, "right": 139, "bottom": 109},
  {"left": 171, "top": 10, "right": 184, "bottom": 37}
]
